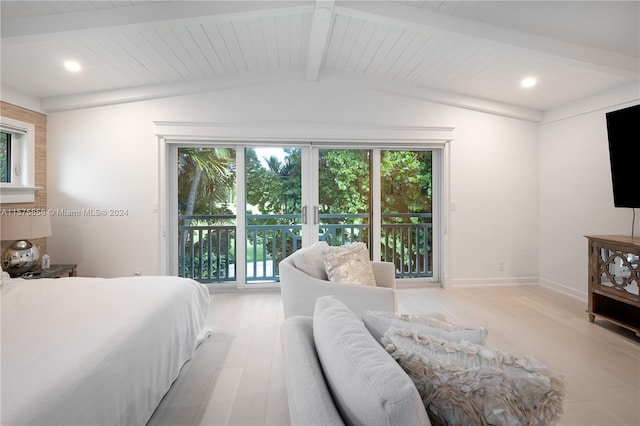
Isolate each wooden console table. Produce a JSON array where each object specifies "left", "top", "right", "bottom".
[{"left": 586, "top": 235, "right": 640, "bottom": 336}]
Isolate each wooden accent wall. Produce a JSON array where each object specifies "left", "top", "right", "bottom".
[{"left": 0, "top": 101, "right": 48, "bottom": 254}]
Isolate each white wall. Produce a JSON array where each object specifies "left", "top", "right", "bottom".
[
  {"left": 448, "top": 111, "right": 539, "bottom": 285},
  {"left": 43, "top": 79, "right": 539, "bottom": 281},
  {"left": 538, "top": 84, "right": 640, "bottom": 300},
  {"left": 47, "top": 105, "right": 159, "bottom": 277}
]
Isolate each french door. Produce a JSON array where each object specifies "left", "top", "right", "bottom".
[
  {"left": 172, "top": 143, "right": 440, "bottom": 289},
  {"left": 310, "top": 148, "right": 437, "bottom": 281}
]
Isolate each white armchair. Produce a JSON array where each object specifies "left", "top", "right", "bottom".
[{"left": 279, "top": 243, "right": 397, "bottom": 318}]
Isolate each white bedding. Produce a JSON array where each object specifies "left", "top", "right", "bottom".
[{"left": 1, "top": 275, "right": 210, "bottom": 426}]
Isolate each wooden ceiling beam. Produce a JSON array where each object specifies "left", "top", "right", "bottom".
[{"left": 306, "top": 0, "right": 335, "bottom": 80}]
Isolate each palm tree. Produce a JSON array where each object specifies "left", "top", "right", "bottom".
[
  {"left": 178, "top": 148, "right": 235, "bottom": 279},
  {"left": 178, "top": 147, "right": 234, "bottom": 219}
]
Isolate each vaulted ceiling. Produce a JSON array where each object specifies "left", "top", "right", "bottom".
[{"left": 1, "top": 1, "right": 638, "bottom": 116}]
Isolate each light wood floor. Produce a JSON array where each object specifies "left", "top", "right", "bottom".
[{"left": 147, "top": 285, "right": 640, "bottom": 426}]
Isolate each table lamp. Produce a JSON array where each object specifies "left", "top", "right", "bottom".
[{"left": 1, "top": 214, "right": 52, "bottom": 277}]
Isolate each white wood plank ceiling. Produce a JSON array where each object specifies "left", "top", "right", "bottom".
[{"left": 1, "top": 1, "right": 638, "bottom": 116}]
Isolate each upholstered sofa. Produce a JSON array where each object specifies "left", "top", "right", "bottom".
[
  {"left": 279, "top": 241, "right": 397, "bottom": 318},
  {"left": 280, "top": 296, "right": 432, "bottom": 426},
  {"left": 281, "top": 296, "right": 565, "bottom": 426}
]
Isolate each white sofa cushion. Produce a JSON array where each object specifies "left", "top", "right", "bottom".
[
  {"left": 323, "top": 242, "right": 376, "bottom": 286},
  {"left": 292, "top": 241, "right": 329, "bottom": 280},
  {"left": 383, "top": 327, "right": 565, "bottom": 426},
  {"left": 362, "top": 310, "right": 488, "bottom": 344},
  {"left": 313, "top": 296, "right": 431, "bottom": 426}
]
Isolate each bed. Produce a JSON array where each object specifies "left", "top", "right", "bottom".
[{"left": 1, "top": 274, "right": 211, "bottom": 425}]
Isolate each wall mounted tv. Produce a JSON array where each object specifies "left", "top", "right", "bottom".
[{"left": 606, "top": 104, "right": 640, "bottom": 208}]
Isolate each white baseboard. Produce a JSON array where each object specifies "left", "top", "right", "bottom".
[
  {"left": 538, "top": 278, "right": 588, "bottom": 303},
  {"left": 446, "top": 276, "right": 538, "bottom": 287},
  {"left": 446, "top": 276, "right": 589, "bottom": 303}
]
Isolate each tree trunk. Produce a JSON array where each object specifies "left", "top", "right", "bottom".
[
  {"left": 181, "top": 167, "right": 203, "bottom": 271},
  {"left": 185, "top": 167, "right": 203, "bottom": 217}
]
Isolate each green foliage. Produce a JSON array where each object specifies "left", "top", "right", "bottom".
[
  {"left": 178, "top": 147, "right": 235, "bottom": 215},
  {"left": 245, "top": 148, "right": 302, "bottom": 215},
  {"left": 181, "top": 253, "right": 231, "bottom": 280},
  {"left": 246, "top": 240, "right": 273, "bottom": 262},
  {"left": 381, "top": 151, "right": 432, "bottom": 217},
  {"left": 379, "top": 151, "right": 432, "bottom": 273},
  {"left": 243, "top": 148, "right": 304, "bottom": 269},
  {"left": 318, "top": 150, "right": 371, "bottom": 215},
  {"left": 243, "top": 148, "right": 432, "bottom": 219},
  {"left": 180, "top": 229, "right": 234, "bottom": 281},
  {"left": 0, "top": 132, "right": 9, "bottom": 183},
  {"left": 181, "top": 147, "right": 434, "bottom": 281}
]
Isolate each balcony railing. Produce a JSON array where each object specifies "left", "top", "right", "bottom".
[{"left": 179, "top": 213, "right": 432, "bottom": 283}]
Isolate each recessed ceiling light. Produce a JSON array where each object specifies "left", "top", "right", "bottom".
[
  {"left": 64, "top": 60, "right": 82, "bottom": 73},
  {"left": 521, "top": 77, "right": 537, "bottom": 88}
]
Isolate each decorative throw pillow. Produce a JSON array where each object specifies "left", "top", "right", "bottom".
[
  {"left": 382, "top": 328, "right": 565, "bottom": 426},
  {"left": 362, "top": 310, "right": 488, "bottom": 344},
  {"left": 323, "top": 242, "right": 376, "bottom": 286},
  {"left": 312, "top": 296, "right": 431, "bottom": 426},
  {"left": 292, "top": 241, "right": 329, "bottom": 280}
]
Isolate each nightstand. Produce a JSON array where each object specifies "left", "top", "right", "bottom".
[{"left": 23, "top": 264, "right": 77, "bottom": 279}]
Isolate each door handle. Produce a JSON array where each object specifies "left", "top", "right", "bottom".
[
  {"left": 302, "top": 205, "right": 308, "bottom": 224},
  {"left": 313, "top": 206, "right": 319, "bottom": 225}
]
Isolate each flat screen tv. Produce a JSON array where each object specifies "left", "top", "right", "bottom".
[{"left": 606, "top": 104, "right": 640, "bottom": 208}]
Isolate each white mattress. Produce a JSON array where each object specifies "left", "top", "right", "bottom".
[{"left": 1, "top": 275, "right": 211, "bottom": 425}]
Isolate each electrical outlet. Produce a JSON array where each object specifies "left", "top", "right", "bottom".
[{"left": 498, "top": 260, "right": 505, "bottom": 272}]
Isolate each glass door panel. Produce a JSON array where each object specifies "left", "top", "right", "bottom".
[
  {"left": 317, "top": 149, "right": 372, "bottom": 249},
  {"left": 177, "top": 147, "right": 236, "bottom": 283},
  {"left": 175, "top": 144, "right": 438, "bottom": 286},
  {"left": 245, "top": 147, "right": 302, "bottom": 283},
  {"left": 380, "top": 150, "right": 433, "bottom": 277}
]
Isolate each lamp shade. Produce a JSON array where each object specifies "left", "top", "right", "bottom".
[{"left": 1, "top": 214, "right": 52, "bottom": 241}]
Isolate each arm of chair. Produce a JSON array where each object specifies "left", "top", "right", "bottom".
[{"left": 371, "top": 261, "right": 396, "bottom": 289}]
